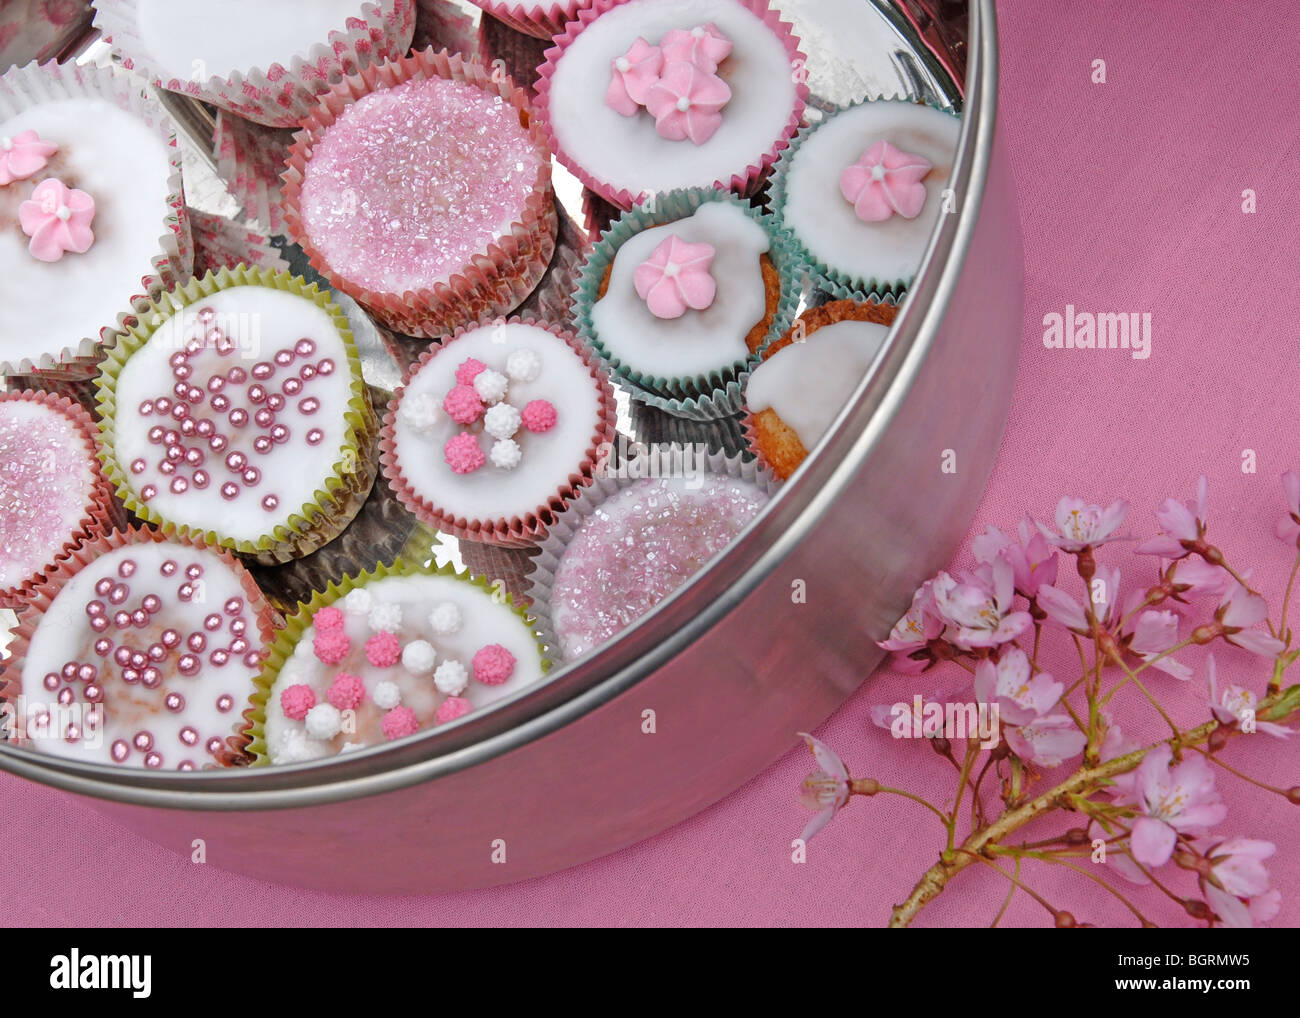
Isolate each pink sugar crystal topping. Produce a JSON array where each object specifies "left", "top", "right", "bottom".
[
  {"left": 551, "top": 477, "right": 769, "bottom": 660},
  {"left": 435, "top": 696, "right": 472, "bottom": 724},
  {"left": 472, "top": 644, "right": 516, "bottom": 686},
  {"left": 364, "top": 630, "right": 402, "bottom": 668},
  {"left": 313, "top": 628, "right": 351, "bottom": 665},
  {"left": 381, "top": 705, "right": 420, "bottom": 740},
  {"left": 444, "top": 431, "right": 486, "bottom": 474},
  {"left": 300, "top": 76, "right": 543, "bottom": 293},
  {"left": 0, "top": 401, "right": 96, "bottom": 588},
  {"left": 520, "top": 400, "right": 557, "bottom": 433},
  {"left": 281, "top": 683, "right": 316, "bottom": 721},
  {"left": 327, "top": 672, "right": 366, "bottom": 711}
]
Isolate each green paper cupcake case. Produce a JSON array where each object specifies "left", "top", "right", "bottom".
[
  {"left": 768, "top": 95, "right": 963, "bottom": 301},
  {"left": 572, "top": 187, "right": 801, "bottom": 421},
  {"left": 94, "top": 265, "right": 380, "bottom": 566},
  {"left": 244, "top": 556, "right": 553, "bottom": 765}
]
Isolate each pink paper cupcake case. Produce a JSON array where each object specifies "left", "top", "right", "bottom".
[
  {"left": 535, "top": 0, "right": 810, "bottom": 211},
  {"left": 92, "top": 0, "right": 418, "bottom": 129},
  {"left": 471, "top": 0, "right": 593, "bottom": 40},
  {"left": 378, "top": 316, "right": 618, "bottom": 547},
  {"left": 281, "top": 46, "right": 559, "bottom": 340}
]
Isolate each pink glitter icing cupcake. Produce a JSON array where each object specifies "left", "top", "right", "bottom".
[
  {"left": 468, "top": 0, "right": 593, "bottom": 40},
  {"left": 0, "top": 389, "right": 119, "bottom": 607},
  {"left": 282, "top": 47, "right": 558, "bottom": 339},
  {"left": 2, "top": 526, "right": 281, "bottom": 770},
  {"left": 379, "top": 316, "right": 617, "bottom": 545},
  {"left": 536, "top": 0, "right": 808, "bottom": 209}
]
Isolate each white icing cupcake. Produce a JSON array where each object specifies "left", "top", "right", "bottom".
[
  {"left": 0, "top": 60, "right": 191, "bottom": 377},
  {"left": 95, "top": 266, "right": 379, "bottom": 564},
  {"left": 772, "top": 98, "right": 961, "bottom": 297},
  {"left": 380, "top": 318, "right": 617, "bottom": 545},
  {"left": 537, "top": 0, "right": 808, "bottom": 209},
  {"left": 252, "top": 560, "right": 548, "bottom": 764},
  {"left": 92, "top": 0, "right": 417, "bottom": 128}
]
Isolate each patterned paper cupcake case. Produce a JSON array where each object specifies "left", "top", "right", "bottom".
[
  {"left": 379, "top": 316, "right": 619, "bottom": 548},
  {"left": 0, "top": 60, "right": 193, "bottom": 378},
  {"left": 471, "top": 0, "right": 593, "bottom": 40},
  {"left": 768, "top": 96, "right": 962, "bottom": 300},
  {"left": 92, "top": 0, "right": 418, "bottom": 129},
  {"left": 0, "top": 389, "right": 123, "bottom": 609},
  {"left": 281, "top": 46, "right": 559, "bottom": 340},
  {"left": 242, "top": 556, "right": 551, "bottom": 765},
  {"left": 526, "top": 444, "right": 780, "bottom": 658},
  {"left": 1, "top": 525, "right": 284, "bottom": 768},
  {"left": 535, "top": 0, "right": 810, "bottom": 211},
  {"left": 93, "top": 265, "right": 380, "bottom": 566},
  {"left": 573, "top": 187, "right": 800, "bottom": 420}
]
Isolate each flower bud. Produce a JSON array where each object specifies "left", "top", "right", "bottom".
[
  {"left": 1207, "top": 725, "right": 1229, "bottom": 752},
  {"left": 1055, "top": 911, "right": 1077, "bottom": 928},
  {"left": 1287, "top": 786, "right": 1300, "bottom": 805},
  {"left": 1065, "top": 827, "right": 1089, "bottom": 846},
  {"left": 1183, "top": 898, "right": 1211, "bottom": 920},
  {"left": 930, "top": 736, "right": 952, "bottom": 757}
]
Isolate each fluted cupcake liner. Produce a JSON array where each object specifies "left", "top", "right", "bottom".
[
  {"left": 525, "top": 444, "right": 779, "bottom": 661},
  {"left": 281, "top": 46, "right": 559, "bottom": 340},
  {"left": 242, "top": 556, "right": 551, "bottom": 765},
  {"left": 93, "top": 265, "right": 379, "bottom": 566},
  {"left": 213, "top": 112, "right": 295, "bottom": 235},
  {"left": 0, "top": 60, "right": 193, "bottom": 377},
  {"left": 0, "top": 390, "right": 123, "bottom": 609},
  {"left": 573, "top": 187, "right": 800, "bottom": 420},
  {"left": 379, "top": 315, "right": 619, "bottom": 547},
  {"left": 535, "top": 0, "right": 809, "bottom": 210},
  {"left": 471, "top": 0, "right": 593, "bottom": 39},
  {"left": 768, "top": 95, "right": 962, "bottom": 300},
  {"left": 1, "top": 525, "right": 284, "bottom": 769},
  {"left": 92, "top": 0, "right": 418, "bottom": 129}
]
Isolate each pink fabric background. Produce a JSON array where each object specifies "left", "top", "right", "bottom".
[{"left": 5, "top": 0, "right": 1299, "bottom": 926}]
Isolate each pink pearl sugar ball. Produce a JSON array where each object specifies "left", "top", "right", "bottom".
[
  {"left": 472, "top": 644, "right": 517, "bottom": 686},
  {"left": 327, "top": 672, "right": 366, "bottom": 711},
  {"left": 381, "top": 706, "right": 420, "bottom": 740},
  {"left": 435, "top": 697, "right": 472, "bottom": 725},
  {"left": 280, "top": 684, "right": 316, "bottom": 721}
]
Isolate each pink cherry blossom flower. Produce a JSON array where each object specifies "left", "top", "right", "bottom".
[
  {"left": 645, "top": 60, "right": 731, "bottom": 145},
  {"left": 1206, "top": 837, "right": 1276, "bottom": 898},
  {"left": 971, "top": 516, "right": 1059, "bottom": 598},
  {"left": 796, "top": 732, "right": 849, "bottom": 841},
  {"left": 1004, "top": 713, "right": 1085, "bottom": 767},
  {"left": 1215, "top": 582, "right": 1285, "bottom": 658},
  {"left": 869, "top": 692, "right": 944, "bottom": 734},
  {"left": 973, "top": 646, "right": 1062, "bottom": 726},
  {"left": 18, "top": 177, "right": 95, "bottom": 262},
  {"left": 1127, "top": 609, "right": 1191, "bottom": 680},
  {"left": 1119, "top": 744, "right": 1227, "bottom": 868},
  {"left": 1204, "top": 654, "right": 1291, "bottom": 737},
  {"left": 839, "top": 140, "right": 933, "bottom": 222},
  {"left": 1037, "top": 496, "right": 1129, "bottom": 552},
  {"left": 1168, "top": 556, "right": 1231, "bottom": 599},
  {"left": 606, "top": 36, "right": 663, "bottom": 116},
  {"left": 877, "top": 580, "right": 943, "bottom": 653},
  {"left": 1135, "top": 476, "right": 1208, "bottom": 559},
  {"left": 1098, "top": 710, "right": 1140, "bottom": 762},
  {"left": 0, "top": 129, "right": 57, "bottom": 185},
  {"left": 1276, "top": 470, "right": 1300, "bottom": 547},
  {"left": 1037, "top": 563, "right": 1123, "bottom": 635},
  {"left": 930, "top": 557, "right": 1032, "bottom": 649},
  {"left": 1089, "top": 820, "right": 1151, "bottom": 885},
  {"left": 1204, "top": 883, "right": 1281, "bottom": 928},
  {"left": 660, "top": 23, "right": 733, "bottom": 73},
  {"left": 632, "top": 235, "right": 717, "bottom": 319}
]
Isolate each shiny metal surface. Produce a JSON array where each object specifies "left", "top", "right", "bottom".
[{"left": 0, "top": 0, "right": 1022, "bottom": 891}]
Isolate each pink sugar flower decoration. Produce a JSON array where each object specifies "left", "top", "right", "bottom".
[
  {"left": 443, "top": 384, "right": 484, "bottom": 425},
  {"left": 327, "top": 672, "right": 366, "bottom": 711},
  {"left": 606, "top": 36, "right": 663, "bottom": 116},
  {"left": 633, "top": 235, "right": 717, "bottom": 319},
  {"left": 280, "top": 684, "right": 316, "bottom": 721},
  {"left": 796, "top": 732, "right": 849, "bottom": 842},
  {"left": 1117, "top": 744, "right": 1227, "bottom": 868},
  {"left": 660, "top": 24, "right": 734, "bottom": 74},
  {"left": 19, "top": 177, "right": 95, "bottom": 262},
  {"left": 839, "top": 140, "right": 933, "bottom": 223},
  {"left": 444, "top": 431, "right": 486, "bottom": 474},
  {"left": 435, "top": 696, "right": 472, "bottom": 724},
  {"left": 645, "top": 61, "right": 731, "bottom": 145},
  {"left": 472, "top": 644, "right": 516, "bottom": 686},
  {"left": 365, "top": 631, "right": 402, "bottom": 668},
  {"left": 381, "top": 705, "right": 419, "bottom": 740},
  {"left": 520, "top": 399, "right": 557, "bottom": 433},
  {"left": 0, "top": 129, "right": 57, "bottom": 185}
]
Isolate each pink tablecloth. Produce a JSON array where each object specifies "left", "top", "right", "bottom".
[{"left": 5, "top": 0, "right": 1299, "bottom": 926}]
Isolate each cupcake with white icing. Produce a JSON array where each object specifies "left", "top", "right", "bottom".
[
  {"left": 250, "top": 559, "right": 548, "bottom": 765},
  {"left": 92, "top": 0, "right": 417, "bottom": 128},
  {"left": 94, "top": 266, "right": 379, "bottom": 565},
  {"left": 771, "top": 98, "right": 961, "bottom": 298},
  {"left": 537, "top": 0, "right": 808, "bottom": 209},
  {"left": 574, "top": 188, "right": 797, "bottom": 419},
  {"left": 0, "top": 60, "right": 192, "bottom": 378},
  {"left": 380, "top": 317, "right": 617, "bottom": 546},
  {"left": 468, "top": 0, "right": 593, "bottom": 39},
  {"left": 741, "top": 298, "right": 898, "bottom": 480}
]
